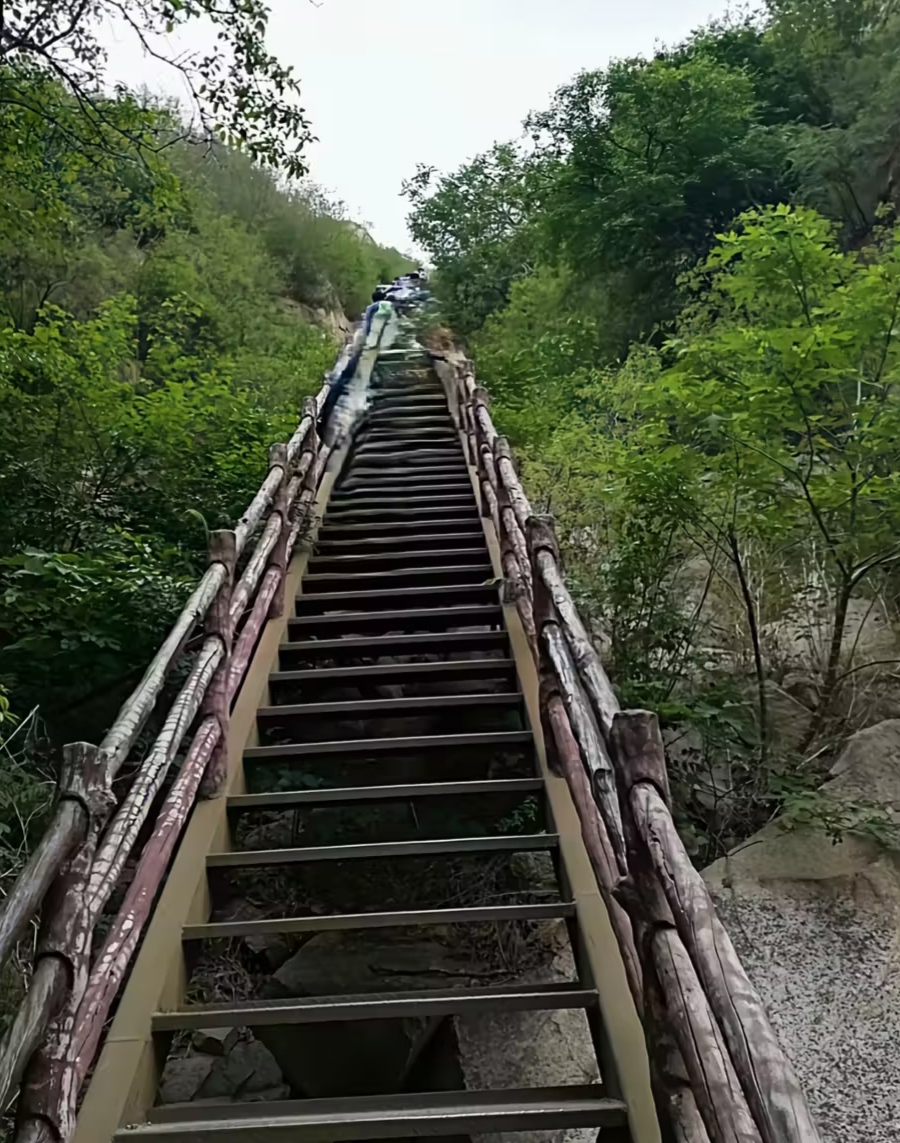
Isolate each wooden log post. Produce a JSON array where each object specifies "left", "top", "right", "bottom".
[
  {"left": 472, "top": 385, "right": 497, "bottom": 449},
  {"left": 610, "top": 712, "right": 762, "bottom": 1143},
  {"left": 538, "top": 667, "right": 644, "bottom": 1011},
  {"left": 497, "top": 476, "right": 532, "bottom": 597},
  {"left": 615, "top": 712, "right": 821, "bottom": 1143},
  {"left": 199, "top": 530, "right": 237, "bottom": 799},
  {"left": 528, "top": 517, "right": 627, "bottom": 877},
  {"left": 495, "top": 437, "right": 532, "bottom": 533},
  {"left": 266, "top": 443, "right": 291, "bottom": 621},
  {"left": 293, "top": 402, "right": 321, "bottom": 541},
  {"left": 72, "top": 718, "right": 221, "bottom": 1094},
  {"left": 13, "top": 745, "right": 113, "bottom": 1143},
  {"left": 528, "top": 515, "right": 620, "bottom": 730}
]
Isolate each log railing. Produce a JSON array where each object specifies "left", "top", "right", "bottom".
[
  {"left": 0, "top": 308, "right": 373, "bottom": 1136},
  {"left": 435, "top": 352, "right": 822, "bottom": 1143}
]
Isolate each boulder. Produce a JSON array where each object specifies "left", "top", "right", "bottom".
[
  {"left": 456, "top": 942, "right": 600, "bottom": 1143},
  {"left": 704, "top": 720, "right": 900, "bottom": 1142},
  {"left": 195, "top": 1039, "right": 285, "bottom": 1101},
  {"left": 158, "top": 1055, "right": 214, "bottom": 1104},
  {"left": 252, "top": 930, "right": 484, "bottom": 1098}
]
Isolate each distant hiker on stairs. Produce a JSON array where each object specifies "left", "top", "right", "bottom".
[{"left": 319, "top": 292, "right": 397, "bottom": 448}]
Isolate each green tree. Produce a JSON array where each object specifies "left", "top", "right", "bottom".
[
  {"left": 404, "top": 143, "right": 547, "bottom": 334},
  {"left": 0, "top": 1, "right": 314, "bottom": 176}
]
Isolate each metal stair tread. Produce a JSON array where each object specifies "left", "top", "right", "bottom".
[
  {"left": 270, "top": 657, "right": 516, "bottom": 683},
  {"left": 287, "top": 603, "right": 502, "bottom": 630},
  {"left": 123, "top": 1086, "right": 626, "bottom": 1140},
  {"left": 243, "top": 728, "right": 531, "bottom": 760},
  {"left": 257, "top": 691, "right": 522, "bottom": 719},
  {"left": 183, "top": 900, "right": 572, "bottom": 940},
  {"left": 154, "top": 979, "right": 588, "bottom": 1029},
  {"left": 227, "top": 777, "right": 543, "bottom": 811},
  {"left": 279, "top": 629, "right": 508, "bottom": 655}
]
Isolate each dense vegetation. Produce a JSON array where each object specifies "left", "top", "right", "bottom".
[
  {"left": 409, "top": 0, "right": 900, "bottom": 859},
  {"left": 0, "top": 61, "right": 412, "bottom": 873}
]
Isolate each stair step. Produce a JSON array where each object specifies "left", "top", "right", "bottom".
[
  {"left": 209, "top": 832, "right": 557, "bottom": 869},
  {"left": 301, "top": 565, "right": 495, "bottom": 590},
  {"left": 227, "top": 777, "right": 543, "bottom": 813},
  {"left": 341, "top": 466, "right": 468, "bottom": 482},
  {"left": 314, "top": 531, "right": 484, "bottom": 551},
  {"left": 279, "top": 630, "right": 508, "bottom": 661},
  {"left": 125, "top": 1086, "right": 627, "bottom": 1141},
  {"left": 244, "top": 728, "right": 531, "bottom": 764},
  {"left": 328, "top": 497, "right": 476, "bottom": 514},
  {"left": 318, "top": 518, "right": 478, "bottom": 537},
  {"left": 155, "top": 982, "right": 590, "bottom": 1033},
  {"left": 335, "top": 469, "right": 470, "bottom": 486},
  {"left": 270, "top": 657, "right": 517, "bottom": 686},
  {"left": 185, "top": 899, "right": 567, "bottom": 941},
  {"left": 308, "top": 550, "right": 489, "bottom": 574},
  {"left": 258, "top": 691, "right": 522, "bottom": 721},
  {"left": 286, "top": 605, "right": 502, "bottom": 638},
  {"left": 294, "top": 583, "right": 497, "bottom": 612}
]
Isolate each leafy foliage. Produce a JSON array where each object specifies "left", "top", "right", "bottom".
[
  {"left": 0, "top": 71, "right": 408, "bottom": 749},
  {"left": 0, "top": 0, "right": 315, "bottom": 177},
  {"left": 411, "top": 7, "right": 900, "bottom": 859}
]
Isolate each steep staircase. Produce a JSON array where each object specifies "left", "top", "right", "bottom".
[{"left": 108, "top": 356, "right": 634, "bottom": 1142}]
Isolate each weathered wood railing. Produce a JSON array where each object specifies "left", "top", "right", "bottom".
[
  {"left": 434, "top": 352, "right": 822, "bottom": 1143},
  {"left": 0, "top": 307, "right": 375, "bottom": 1137}
]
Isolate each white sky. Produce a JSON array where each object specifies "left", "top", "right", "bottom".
[{"left": 102, "top": 0, "right": 734, "bottom": 255}]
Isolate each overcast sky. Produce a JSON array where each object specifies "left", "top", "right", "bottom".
[{"left": 102, "top": 0, "right": 735, "bottom": 255}]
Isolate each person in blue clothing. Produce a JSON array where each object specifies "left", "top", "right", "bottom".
[{"left": 319, "top": 293, "right": 396, "bottom": 446}]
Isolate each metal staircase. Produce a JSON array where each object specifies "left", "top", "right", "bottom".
[{"left": 107, "top": 357, "right": 634, "bottom": 1142}]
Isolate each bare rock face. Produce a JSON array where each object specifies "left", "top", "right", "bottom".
[
  {"left": 456, "top": 936, "right": 600, "bottom": 1143},
  {"left": 704, "top": 720, "right": 900, "bottom": 1143},
  {"left": 252, "top": 929, "right": 475, "bottom": 1099}
]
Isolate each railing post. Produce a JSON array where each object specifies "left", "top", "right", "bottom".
[
  {"left": 199, "top": 530, "right": 237, "bottom": 798},
  {"left": 611, "top": 712, "right": 759, "bottom": 1143},
  {"left": 266, "top": 443, "right": 291, "bottom": 621},
  {"left": 14, "top": 744, "right": 113, "bottom": 1143}
]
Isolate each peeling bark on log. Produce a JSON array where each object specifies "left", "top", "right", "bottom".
[
  {"left": 97, "top": 563, "right": 226, "bottom": 783},
  {"left": 611, "top": 714, "right": 761, "bottom": 1143},
  {"left": 617, "top": 712, "right": 820, "bottom": 1143},
  {"left": 0, "top": 961, "right": 66, "bottom": 1115},
  {"left": 543, "top": 625, "right": 627, "bottom": 877},
  {"left": 500, "top": 550, "right": 537, "bottom": 653},
  {"left": 500, "top": 508, "right": 532, "bottom": 596},
  {"left": 73, "top": 718, "right": 220, "bottom": 1091},
  {"left": 481, "top": 478, "right": 500, "bottom": 534},
  {"left": 199, "top": 531, "right": 237, "bottom": 799},
  {"left": 228, "top": 567, "right": 280, "bottom": 700},
  {"left": 472, "top": 387, "right": 497, "bottom": 449},
  {"left": 527, "top": 516, "right": 620, "bottom": 730},
  {"left": 0, "top": 804, "right": 85, "bottom": 986},
  {"left": 87, "top": 641, "right": 223, "bottom": 916},
  {"left": 541, "top": 677, "right": 643, "bottom": 1011},
  {"left": 234, "top": 465, "right": 284, "bottom": 556},
  {"left": 653, "top": 931, "right": 761, "bottom": 1143},
  {"left": 266, "top": 445, "right": 292, "bottom": 623},
  {"left": 495, "top": 438, "right": 532, "bottom": 532},
  {"left": 229, "top": 514, "right": 282, "bottom": 626},
  {"left": 14, "top": 746, "right": 112, "bottom": 1143},
  {"left": 496, "top": 477, "right": 532, "bottom": 596}
]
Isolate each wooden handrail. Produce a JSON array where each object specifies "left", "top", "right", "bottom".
[
  {"left": 434, "top": 349, "right": 821, "bottom": 1143},
  {"left": 0, "top": 347, "right": 346, "bottom": 1121}
]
